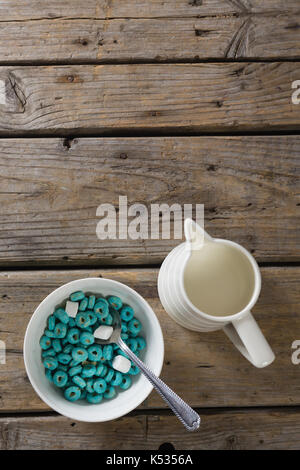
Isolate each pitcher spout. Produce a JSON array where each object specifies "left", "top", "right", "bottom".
[{"left": 184, "top": 218, "right": 213, "bottom": 250}]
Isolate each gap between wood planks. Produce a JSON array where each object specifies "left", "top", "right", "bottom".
[
  {"left": 1, "top": 12, "right": 299, "bottom": 22},
  {"left": 1, "top": 404, "right": 300, "bottom": 419},
  {"left": 1, "top": 58, "right": 300, "bottom": 67},
  {"left": 1, "top": 130, "right": 300, "bottom": 140},
  {"left": 0, "top": 262, "right": 299, "bottom": 272}
]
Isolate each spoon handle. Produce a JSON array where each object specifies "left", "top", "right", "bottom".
[{"left": 118, "top": 339, "right": 200, "bottom": 432}]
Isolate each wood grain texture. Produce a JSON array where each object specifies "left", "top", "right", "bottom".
[
  {"left": 1, "top": 15, "right": 300, "bottom": 63},
  {"left": 0, "top": 64, "right": 299, "bottom": 134},
  {"left": 1, "top": 62, "right": 300, "bottom": 134},
  {"left": 0, "top": 136, "right": 298, "bottom": 266},
  {"left": 1, "top": 408, "right": 300, "bottom": 450},
  {"left": 2, "top": 0, "right": 300, "bottom": 20},
  {"left": 0, "top": 267, "right": 299, "bottom": 412}
]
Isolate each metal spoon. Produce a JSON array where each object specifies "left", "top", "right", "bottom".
[{"left": 94, "top": 310, "right": 200, "bottom": 432}]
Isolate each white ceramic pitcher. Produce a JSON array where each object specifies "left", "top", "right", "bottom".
[{"left": 157, "top": 218, "right": 275, "bottom": 368}]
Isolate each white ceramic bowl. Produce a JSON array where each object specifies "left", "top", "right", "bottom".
[{"left": 23, "top": 278, "right": 164, "bottom": 422}]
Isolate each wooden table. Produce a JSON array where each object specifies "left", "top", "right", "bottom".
[{"left": 0, "top": 0, "right": 299, "bottom": 450}]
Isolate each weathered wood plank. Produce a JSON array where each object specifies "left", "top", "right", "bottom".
[
  {"left": 2, "top": 1, "right": 300, "bottom": 21},
  {"left": 1, "top": 15, "right": 300, "bottom": 63},
  {"left": 0, "top": 64, "right": 299, "bottom": 134},
  {"left": 1, "top": 408, "right": 300, "bottom": 450},
  {"left": 0, "top": 267, "right": 299, "bottom": 412},
  {"left": 0, "top": 136, "right": 298, "bottom": 266}
]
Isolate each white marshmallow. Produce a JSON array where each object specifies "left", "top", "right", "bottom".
[
  {"left": 65, "top": 300, "right": 78, "bottom": 318},
  {"left": 94, "top": 325, "right": 113, "bottom": 341},
  {"left": 112, "top": 354, "right": 131, "bottom": 374}
]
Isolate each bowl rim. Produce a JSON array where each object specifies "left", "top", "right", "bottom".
[{"left": 23, "top": 277, "right": 164, "bottom": 422}]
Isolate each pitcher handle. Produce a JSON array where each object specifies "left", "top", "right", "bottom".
[{"left": 223, "top": 311, "right": 275, "bottom": 368}]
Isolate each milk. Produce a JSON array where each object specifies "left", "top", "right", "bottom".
[{"left": 183, "top": 242, "right": 255, "bottom": 316}]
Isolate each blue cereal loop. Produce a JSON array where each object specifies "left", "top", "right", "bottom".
[
  {"left": 120, "top": 306, "right": 134, "bottom": 322},
  {"left": 86, "top": 393, "right": 103, "bottom": 404},
  {"left": 54, "top": 308, "right": 69, "bottom": 325},
  {"left": 95, "top": 364, "right": 106, "bottom": 377},
  {"left": 57, "top": 353, "right": 72, "bottom": 365},
  {"left": 101, "top": 313, "right": 113, "bottom": 326},
  {"left": 69, "top": 358, "right": 81, "bottom": 367},
  {"left": 75, "top": 312, "right": 91, "bottom": 329},
  {"left": 70, "top": 291, "right": 85, "bottom": 302},
  {"left": 54, "top": 322, "right": 67, "bottom": 339},
  {"left": 86, "top": 378, "right": 94, "bottom": 393},
  {"left": 86, "top": 311, "right": 97, "bottom": 326},
  {"left": 43, "top": 356, "right": 58, "bottom": 371},
  {"left": 128, "top": 318, "right": 142, "bottom": 336},
  {"left": 63, "top": 344, "right": 73, "bottom": 354},
  {"left": 88, "top": 295, "right": 96, "bottom": 310},
  {"left": 44, "top": 329, "right": 56, "bottom": 338},
  {"left": 119, "top": 375, "right": 132, "bottom": 390},
  {"left": 67, "top": 328, "right": 81, "bottom": 344},
  {"left": 80, "top": 331, "right": 95, "bottom": 347},
  {"left": 53, "top": 370, "right": 68, "bottom": 388},
  {"left": 136, "top": 336, "right": 146, "bottom": 351},
  {"left": 47, "top": 314, "right": 56, "bottom": 331},
  {"left": 81, "top": 364, "right": 96, "bottom": 378},
  {"left": 104, "top": 386, "right": 116, "bottom": 399},
  {"left": 72, "top": 375, "right": 86, "bottom": 389},
  {"left": 87, "top": 344, "right": 102, "bottom": 362},
  {"left": 69, "top": 365, "right": 83, "bottom": 377},
  {"left": 72, "top": 346, "right": 88, "bottom": 363},
  {"left": 115, "top": 348, "right": 130, "bottom": 360},
  {"left": 40, "top": 335, "right": 52, "bottom": 350},
  {"left": 93, "top": 378, "right": 107, "bottom": 394},
  {"left": 104, "top": 368, "right": 114, "bottom": 383},
  {"left": 107, "top": 295, "right": 123, "bottom": 310},
  {"left": 98, "top": 364, "right": 108, "bottom": 378},
  {"left": 79, "top": 297, "right": 88, "bottom": 311},
  {"left": 64, "top": 386, "right": 81, "bottom": 401},
  {"left": 128, "top": 364, "right": 140, "bottom": 375},
  {"left": 110, "top": 371, "right": 122, "bottom": 386},
  {"left": 103, "top": 344, "right": 113, "bottom": 361},
  {"left": 52, "top": 339, "right": 62, "bottom": 353},
  {"left": 126, "top": 338, "right": 138, "bottom": 352},
  {"left": 42, "top": 348, "right": 56, "bottom": 358},
  {"left": 94, "top": 298, "right": 109, "bottom": 319}
]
